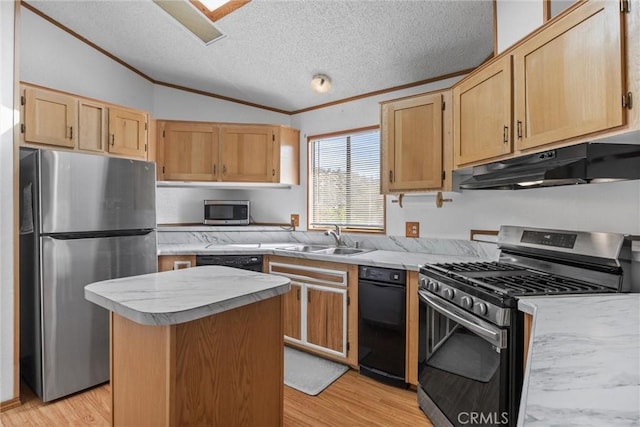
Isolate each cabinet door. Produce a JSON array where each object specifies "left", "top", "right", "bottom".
[
  {"left": 513, "top": 1, "right": 625, "bottom": 151},
  {"left": 162, "top": 122, "right": 219, "bottom": 181},
  {"left": 283, "top": 283, "right": 302, "bottom": 341},
  {"left": 220, "top": 125, "right": 275, "bottom": 182},
  {"left": 78, "top": 101, "right": 107, "bottom": 152},
  {"left": 306, "top": 287, "right": 345, "bottom": 354},
  {"left": 108, "top": 107, "right": 147, "bottom": 159},
  {"left": 24, "top": 87, "right": 77, "bottom": 148},
  {"left": 274, "top": 126, "right": 300, "bottom": 185},
  {"left": 453, "top": 56, "right": 512, "bottom": 167},
  {"left": 381, "top": 93, "right": 443, "bottom": 193}
]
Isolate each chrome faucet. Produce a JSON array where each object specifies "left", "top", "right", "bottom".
[{"left": 324, "top": 224, "right": 344, "bottom": 247}]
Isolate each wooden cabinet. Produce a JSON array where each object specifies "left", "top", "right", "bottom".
[
  {"left": 108, "top": 107, "right": 148, "bottom": 159},
  {"left": 405, "top": 271, "right": 419, "bottom": 386},
  {"left": 21, "top": 84, "right": 150, "bottom": 161},
  {"left": 158, "top": 121, "right": 219, "bottom": 181},
  {"left": 381, "top": 90, "right": 451, "bottom": 193},
  {"left": 78, "top": 100, "right": 108, "bottom": 152},
  {"left": 220, "top": 125, "right": 276, "bottom": 182},
  {"left": 283, "top": 283, "right": 302, "bottom": 340},
  {"left": 158, "top": 255, "right": 196, "bottom": 272},
  {"left": 23, "top": 86, "right": 77, "bottom": 148},
  {"left": 453, "top": 56, "right": 513, "bottom": 167},
  {"left": 453, "top": 0, "right": 636, "bottom": 168},
  {"left": 513, "top": 1, "right": 625, "bottom": 151},
  {"left": 267, "top": 256, "right": 357, "bottom": 367},
  {"left": 157, "top": 121, "right": 300, "bottom": 184},
  {"left": 306, "top": 287, "right": 345, "bottom": 353}
]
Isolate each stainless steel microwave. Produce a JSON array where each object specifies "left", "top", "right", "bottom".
[{"left": 204, "top": 200, "right": 250, "bottom": 225}]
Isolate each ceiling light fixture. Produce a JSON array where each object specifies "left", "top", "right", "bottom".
[{"left": 311, "top": 74, "right": 332, "bottom": 93}]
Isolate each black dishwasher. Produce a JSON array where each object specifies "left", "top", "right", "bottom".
[
  {"left": 196, "top": 254, "right": 263, "bottom": 272},
  {"left": 358, "top": 265, "right": 407, "bottom": 388}
]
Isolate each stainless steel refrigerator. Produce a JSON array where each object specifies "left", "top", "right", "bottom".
[{"left": 19, "top": 148, "right": 157, "bottom": 402}]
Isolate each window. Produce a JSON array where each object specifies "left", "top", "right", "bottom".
[{"left": 308, "top": 127, "right": 385, "bottom": 233}]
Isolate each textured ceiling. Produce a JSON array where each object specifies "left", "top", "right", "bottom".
[{"left": 26, "top": 0, "right": 494, "bottom": 113}]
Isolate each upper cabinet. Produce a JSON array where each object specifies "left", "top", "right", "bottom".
[
  {"left": 380, "top": 90, "right": 452, "bottom": 193},
  {"left": 157, "top": 120, "right": 299, "bottom": 185},
  {"left": 23, "top": 87, "right": 77, "bottom": 148},
  {"left": 21, "top": 84, "right": 150, "bottom": 161},
  {"left": 513, "top": 0, "right": 625, "bottom": 151},
  {"left": 220, "top": 125, "right": 276, "bottom": 182},
  {"left": 108, "top": 107, "right": 148, "bottom": 159},
  {"left": 452, "top": 0, "right": 635, "bottom": 169},
  {"left": 158, "top": 121, "right": 219, "bottom": 181},
  {"left": 78, "top": 100, "right": 108, "bottom": 153},
  {"left": 453, "top": 56, "right": 513, "bottom": 168}
]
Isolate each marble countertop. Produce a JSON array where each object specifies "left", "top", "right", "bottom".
[
  {"left": 518, "top": 294, "right": 640, "bottom": 426},
  {"left": 85, "top": 266, "right": 291, "bottom": 326},
  {"left": 157, "top": 243, "right": 487, "bottom": 271}
]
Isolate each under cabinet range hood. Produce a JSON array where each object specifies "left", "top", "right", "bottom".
[{"left": 459, "top": 143, "right": 640, "bottom": 190}]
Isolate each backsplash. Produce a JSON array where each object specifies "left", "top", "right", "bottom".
[{"left": 157, "top": 227, "right": 499, "bottom": 259}]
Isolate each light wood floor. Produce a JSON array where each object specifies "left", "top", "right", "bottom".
[{"left": 1, "top": 370, "right": 432, "bottom": 426}]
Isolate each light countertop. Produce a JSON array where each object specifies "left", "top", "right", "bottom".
[
  {"left": 518, "top": 294, "right": 640, "bottom": 426},
  {"left": 85, "top": 266, "right": 291, "bottom": 326},
  {"left": 157, "top": 243, "right": 487, "bottom": 271}
]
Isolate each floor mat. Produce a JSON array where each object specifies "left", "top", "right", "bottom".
[{"left": 284, "top": 347, "right": 349, "bottom": 396}]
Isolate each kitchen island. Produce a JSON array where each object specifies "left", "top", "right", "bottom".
[{"left": 85, "top": 266, "right": 291, "bottom": 427}]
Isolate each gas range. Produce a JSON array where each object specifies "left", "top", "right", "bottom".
[{"left": 419, "top": 226, "right": 635, "bottom": 327}]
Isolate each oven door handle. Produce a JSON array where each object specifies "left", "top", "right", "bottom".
[{"left": 419, "top": 291, "right": 506, "bottom": 349}]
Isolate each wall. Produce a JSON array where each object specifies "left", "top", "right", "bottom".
[
  {"left": 1, "top": 0, "right": 16, "bottom": 404},
  {"left": 495, "top": 0, "right": 543, "bottom": 54},
  {"left": 20, "top": 7, "right": 153, "bottom": 111}
]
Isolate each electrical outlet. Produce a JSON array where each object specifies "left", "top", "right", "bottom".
[
  {"left": 290, "top": 214, "right": 300, "bottom": 227},
  {"left": 405, "top": 221, "right": 419, "bottom": 238}
]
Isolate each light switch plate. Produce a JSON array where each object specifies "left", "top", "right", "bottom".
[
  {"left": 405, "top": 221, "right": 419, "bottom": 238},
  {"left": 290, "top": 214, "right": 300, "bottom": 227}
]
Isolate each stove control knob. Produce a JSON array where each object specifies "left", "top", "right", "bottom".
[
  {"left": 420, "top": 277, "right": 428, "bottom": 289},
  {"left": 431, "top": 281, "right": 441, "bottom": 292},
  {"left": 461, "top": 296, "right": 473, "bottom": 309},
  {"left": 477, "top": 303, "right": 488, "bottom": 316},
  {"left": 443, "top": 288, "right": 455, "bottom": 300}
]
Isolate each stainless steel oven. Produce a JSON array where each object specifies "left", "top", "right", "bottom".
[
  {"left": 417, "top": 288, "right": 522, "bottom": 427},
  {"left": 416, "top": 225, "right": 634, "bottom": 427}
]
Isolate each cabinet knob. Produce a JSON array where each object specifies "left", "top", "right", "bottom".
[
  {"left": 272, "top": 169, "right": 275, "bottom": 176},
  {"left": 111, "top": 134, "right": 115, "bottom": 146},
  {"left": 69, "top": 126, "right": 73, "bottom": 140},
  {"left": 213, "top": 164, "right": 216, "bottom": 175},
  {"left": 502, "top": 125, "right": 509, "bottom": 144},
  {"left": 389, "top": 170, "right": 394, "bottom": 183}
]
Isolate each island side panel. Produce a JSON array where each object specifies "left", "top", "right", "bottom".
[
  {"left": 174, "top": 295, "right": 284, "bottom": 426},
  {"left": 111, "top": 313, "right": 174, "bottom": 427}
]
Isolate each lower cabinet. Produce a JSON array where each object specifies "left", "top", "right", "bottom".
[
  {"left": 158, "top": 255, "right": 196, "bottom": 272},
  {"left": 267, "top": 256, "right": 358, "bottom": 367}
]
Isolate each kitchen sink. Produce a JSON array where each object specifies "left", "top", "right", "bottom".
[
  {"left": 274, "top": 245, "right": 371, "bottom": 256},
  {"left": 276, "top": 244, "right": 332, "bottom": 252},
  {"left": 314, "top": 247, "right": 370, "bottom": 255}
]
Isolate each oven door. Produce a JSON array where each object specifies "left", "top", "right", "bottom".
[{"left": 417, "top": 290, "right": 512, "bottom": 427}]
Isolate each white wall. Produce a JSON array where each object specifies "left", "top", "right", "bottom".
[
  {"left": 496, "top": 0, "right": 543, "bottom": 54},
  {"left": 20, "top": 7, "right": 153, "bottom": 111},
  {"left": 1, "top": 0, "right": 16, "bottom": 404}
]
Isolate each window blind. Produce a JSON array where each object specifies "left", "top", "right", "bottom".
[{"left": 308, "top": 128, "right": 384, "bottom": 231}]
